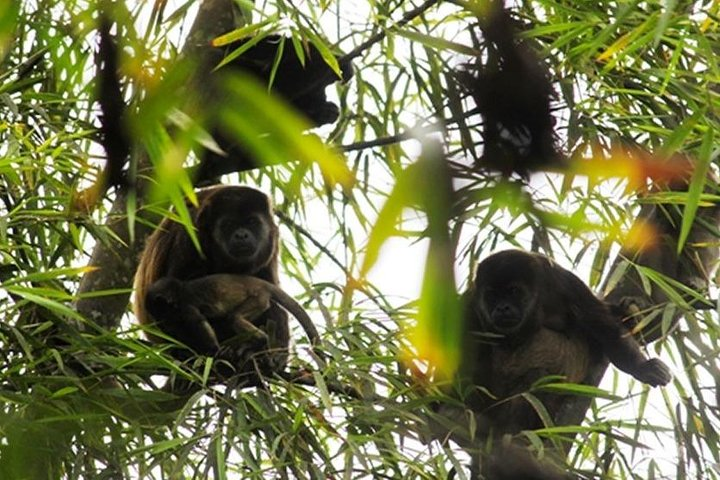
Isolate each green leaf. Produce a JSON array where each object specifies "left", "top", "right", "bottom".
[
  {"left": 211, "top": 16, "right": 278, "bottom": 47},
  {"left": 677, "top": 128, "right": 713, "bottom": 252},
  {"left": 219, "top": 73, "right": 353, "bottom": 187}
]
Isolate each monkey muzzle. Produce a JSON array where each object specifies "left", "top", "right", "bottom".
[{"left": 489, "top": 305, "right": 524, "bottom": 334}]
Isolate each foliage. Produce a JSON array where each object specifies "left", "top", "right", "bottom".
[{"left": 1, "top": 0, "right": 720, "bottom": 479}]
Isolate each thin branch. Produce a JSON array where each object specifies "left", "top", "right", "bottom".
[
  {"left": 341, "top": 131, "right": 418, "bottom": 152},
  {"left": 341, "top": 0, "right": 441, "bottom": 62},
  {"left": 340, "top": 107, "right": 480, "bottom": 152}
]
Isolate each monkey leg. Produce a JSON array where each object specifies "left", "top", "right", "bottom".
[
  {"left": 175, "top": 305, "right": 221, "bottom": 354},
  {"left": 213, "top": 314, "right": 272, "bottom": 383},
  {"left": 214, "top": 310, "right": 271, "bottom": 369},
  {"left": 228, "top": 310, "right": 269, "bottom": 343}
]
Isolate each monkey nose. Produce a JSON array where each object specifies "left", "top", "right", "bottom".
[{"left": 232, "top": 230, "right": 250, "bottom": 242}]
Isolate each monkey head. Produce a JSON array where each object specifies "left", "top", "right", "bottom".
[
  {"left": 195, "top": 186, "right": 279, "bottom": 276},
  {"left": 469, "top": 250, "right": 546, "bottom": 339},
  {"left": 468, "top": 250, "right": 577, "bottom": 340},
  {"left": 144, "top": 277, "right": 184, "bottom": 315}
]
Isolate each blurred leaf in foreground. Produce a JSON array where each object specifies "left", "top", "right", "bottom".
[{"left": 361, "top": 138, "right": 461, "bottom": 379}]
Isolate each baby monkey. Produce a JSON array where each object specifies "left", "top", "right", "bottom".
[{"left": 145, "top": 274, "right": 320, "bottom": 357}]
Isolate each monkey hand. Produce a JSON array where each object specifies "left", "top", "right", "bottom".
[
  {"left": 229, "top": 315, "right": 270, "bottom": 343},
  {"left": 632, "top": 358, "right": 672, "bottom": 387},
  {"left": 610, "top": 295, "right": 651, "bottom": 319}
]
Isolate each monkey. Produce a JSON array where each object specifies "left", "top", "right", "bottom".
[
  {"left": 144, "top": 274, "right": 321, "bottom": 361},
  {"left": 196, "top": 34, "right": 354, "bottom": 182},
  {"left": 134, "top": 185, "right": 289, "bottom": 382},
  {"left": 605, "top": 173, "right": 720, "bottom": 343},
  {"left": 456, "top": 1, "right": 562, "bottom": 177},
  {"left": 433, "top": 250, "right": 671, "bottom": 479},
  {"left": 223, "top": 34, "right": 353, "bottom": 127}
]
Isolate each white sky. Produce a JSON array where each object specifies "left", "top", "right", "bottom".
[{"left": 112, "top": 0, "right": 718, "bottom": 476}]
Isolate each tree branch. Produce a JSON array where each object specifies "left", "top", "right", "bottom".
[
  {"left": 75, "top": 0, "right": 246, "bottom": 329},
  {"left": 341, "top": 0, "right": 441, "bottom": 62}
]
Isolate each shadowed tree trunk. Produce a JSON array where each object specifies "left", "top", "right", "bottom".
[{"left": 75, "top": 0, "right": 245, "bottom": 328}]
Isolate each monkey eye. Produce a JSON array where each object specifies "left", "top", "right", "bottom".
[
  {"left": 508, "top": 285, "right": 522, "bottom": 296},
  {"left": 244, "top": 216, "right": 260, "bottom": 227}
]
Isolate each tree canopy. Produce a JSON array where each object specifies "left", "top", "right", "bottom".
[{"left": 1, "top": 0, "right": 720, "bottom": 478}]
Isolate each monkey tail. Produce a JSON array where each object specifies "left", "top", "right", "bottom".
[{"left": 264, "top": 282, "right": 326, "bottom": 368}]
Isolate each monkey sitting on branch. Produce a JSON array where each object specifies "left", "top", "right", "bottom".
[
  {"left": 431, "top": 250, "right": 671, "bottom": 479},
  {"left": 134, "top": 186, "right": 294, "bottom": 385}
]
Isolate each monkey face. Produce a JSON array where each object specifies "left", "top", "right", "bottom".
[
  {"left": 212, "top": 213, "right": 270, "bottom": 263},
  {"left": 478, "top": 282, "right": 534, "bottom": 334},
  {"left": 470, "top": 250, "right": 542, "bottom": 338},
  {"left": 196, "top": 187, "right": 279, "bottom": 274}
]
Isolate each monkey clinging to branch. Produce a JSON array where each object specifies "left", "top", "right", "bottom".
[
  {"left": 431, "top": 250, "right": 671, "bottom": 479},
  {"left": 457, "top": 1, "right": 562, "bottom": 177},
  {"left": 605, "top": 171, "right": 720, "bottom": 343}
]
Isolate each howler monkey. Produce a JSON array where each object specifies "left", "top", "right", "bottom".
[
  {"left": 197, "top": 35, "right": 354, "bottom": 181},
  {"left": 437, "top": 250, "right": 671, "bottom": 479},
  {"left": 134, "top": 186, "right": 289, "bottom": 382},
  {"left": 605, "top": 175, "right": 720, "bottom": 342},
  {"left": 144, "top": 274, "right": 320, "bottom": 359},
  {"left": 456, "top": 1, "right": 560, "bottom": 176},
  {"left": 223, "top": 34, "right": 354, "bottom": 127}
]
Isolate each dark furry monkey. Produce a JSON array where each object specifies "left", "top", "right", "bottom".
[
  {"left": 197, "top": 35, "right": 354, "bottom": 181},
  {"left": 144, "top": 274, "right": 320, "bottom": 358},
  {"left": 437, "top": 250, "right": 671, "bottom": 479},
  {"left": 134, "top": 186, "right": 289, "bottom": 381},
  {"left": 605, "top": 175, "right": 720, "bottom": 342}
]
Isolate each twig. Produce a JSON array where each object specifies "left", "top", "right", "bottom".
[
  {"left": 339, "top": 107, "right": 480, "bottom": 152},
  {"left": 341, "top": 0, "right": 441, "bottom": 62},
  {"left": 341, "top": 131, "right": 418, "bottom": 152}
]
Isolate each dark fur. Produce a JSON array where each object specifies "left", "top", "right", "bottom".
[
  {"left": 97, "top": 14, "right": 130, "bottom": 190},
  {"left": 144, "top": 274, "right": 320, "bottom": 357},
  {"left": 605, "top": 176, "right": 720, "bottom": 342},
  {"left": 224, "top": 34, "right": 353, "bottom": 127},
  {"left": 197, "top": 35, "right": 353, "bottom": 181},
  {"left": 134, "top": 186, "right": 288, "bottom": 381},
  {"left": 448, "top": 250, "right": 671, "bottom": 479},
  {"left": 457, "top": 2, "right": 561, "bottom": 176}
]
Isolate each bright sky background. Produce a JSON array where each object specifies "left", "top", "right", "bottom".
[{"left": 122, "top": 0, "right": 713, "bottom": 476}]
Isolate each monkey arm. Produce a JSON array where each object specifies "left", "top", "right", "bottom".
[
  {"left": 595, "top": 330, "right": 672, "bottom": 387},
  {"left": 555, "top": 264, "right": 672, "bottom": 387},
  {"left": 577, "top": 304, "right": 671, "bottom": 387}
]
